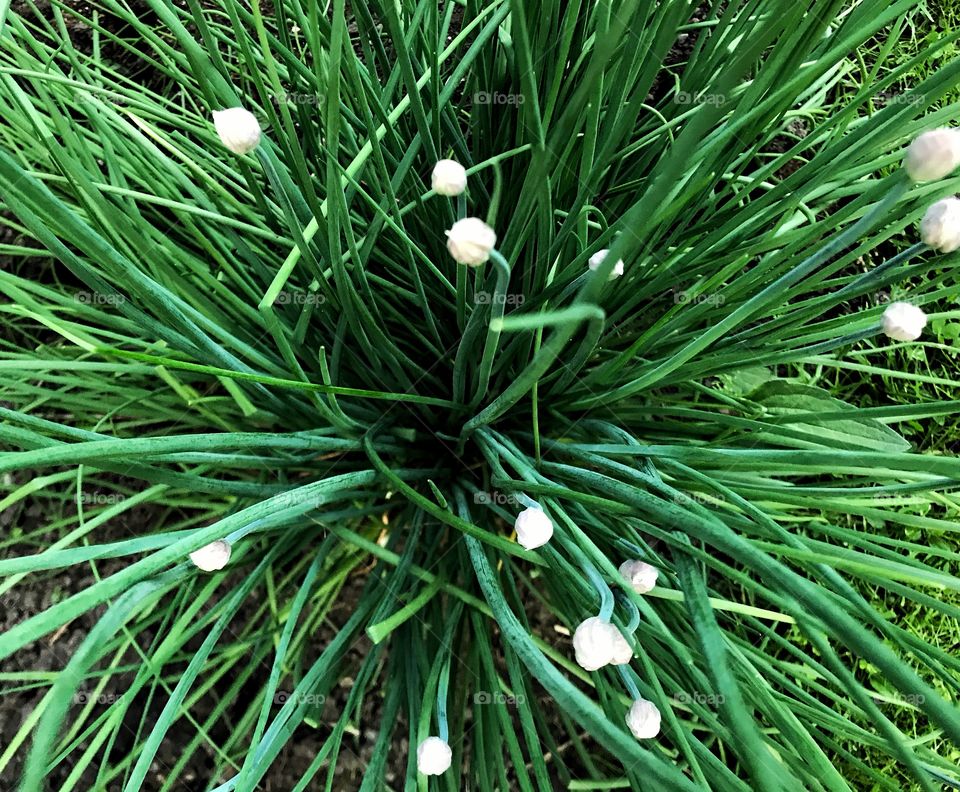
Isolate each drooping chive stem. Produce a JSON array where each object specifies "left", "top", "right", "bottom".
[
  {"left": 456, "top": 193, "right": 467, "bottom": 330},
  {"left": 561, "top": 548, "right": 614, "bottom": 621},
  {"left": 617, "top": 665, "right": 642, "bottom": 700},
  {"left": 471, "top": 249, "right": 512, "bottom": 407},
  {"left": 617, "top": 591, "right": 641, "bottom": 634}
]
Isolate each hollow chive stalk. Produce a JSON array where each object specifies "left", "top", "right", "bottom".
[
  {"left": 456, "top": 193, "right": 467, "bottom": 331},
  {"left": 578, "top": 174, "right": 912, "bottom": 405},
  {"left": 470, "top": 249, "right": 512, "bottom": 408},
  {"left": 437, "top": 650, "right": 451, "bottom": 742}
]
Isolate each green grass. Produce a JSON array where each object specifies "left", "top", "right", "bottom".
[{"left": 1, "top": 0, "right": 960, "bottom": 789}]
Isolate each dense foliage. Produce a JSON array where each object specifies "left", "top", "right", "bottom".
[{"left": 1, "top": 0, "right": 959, "bottom": 789}]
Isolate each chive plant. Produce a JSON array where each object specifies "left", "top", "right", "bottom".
[{"left": 1, "top": 0, "right": 959, "bottom": 789}]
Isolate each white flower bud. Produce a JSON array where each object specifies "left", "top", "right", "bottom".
[
  {"left": 588, "top": 249, "right": 624, "bottom": 280},
  {"left": 619, "top": 560, "right": 659, "bottom": 594},
  {"left": 514, "top": 507, "right": 553, "bottom": 550},
  {"left": 445, "top": 217, "right": 496, "bottom": 265},
  {"left": 213, "top": 107, "right": 262, "bottom": 155},
  {"left": 920, "top": 197, "right": 960, "bottom": 253},
  {"left": 904, "top": 128, "right": 960, "bottom": 182},
  {"left": 572, "top": 617, "right": 629, "bottom": 671},
  {"left": 881, "top": 301, "right": 927, "bottom": 342},
  {"left": 431, "top": 159, "right": 467, "bottom": 196},
  {"left": 416, "top": 737, "right": 452, "bottom": 775},
  {"left": 625, "top": 699, "right": 662, "bottom": 740},
  {"left": 189, "top": 539, "right": 231, "bottom": 571}
]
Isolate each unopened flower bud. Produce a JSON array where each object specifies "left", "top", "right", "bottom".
[
  {"left": 619, "top": 560, "right": 659, "bottom": 594},
  {"left": 189, "top": 539, "right": 231, "bottom": 571},
  {"left": 626, "top": 699, "right": 662, "bottom": 739},
  {"left": 572, "top": 617, "right": 629, "bottom": 671},
  {"left": 881, "top": 301, "right": 927, "bottom": 342},
  {"left": 904, "top": 129, "right": 960, "bottom": 182},
  {"left": 920, "top": 197, "right": 960, "bottom": 253},
  {"left": 213, "top": 107, "right": 261, "bottom": 154},
  {"left": 588, "top": 249, "right": 624, "bottom": 280},
  {"left": 416, "top": 737, "right": 452, "bottom": 775},
  {"left": 514, "top": 507, "right": 553, "bottom": 550},
  {"left": 446, "top": 217, "right": 496, "bottom": 265},
  {"left": 431, "top": 159, "right": 467, "bottom": 196}
]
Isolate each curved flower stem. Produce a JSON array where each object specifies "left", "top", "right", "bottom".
[
  {"left": 513, "top": 492, "right": 540, "bottom": 510},
  {"left": 551, "top": 516, "right": 614, "bottom": 621},
  {"left": 617, "top": 665, "right": 642, "bottom": 700},
  {"left": 456, "top": 193, "right": 467, "bottom": 331},
  {"left": 617, "top": 591, "right": 641, "bottom": 634},
  {"left": 470, "top": 250, "right": 512, "bottom": 408},
  {"left": 465, "top": 535, "right": 703, "bottom": 792}
]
